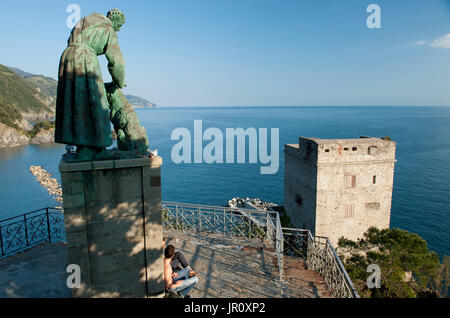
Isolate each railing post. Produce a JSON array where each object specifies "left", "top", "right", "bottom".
[
  {"left": 0, "top": 224, "right": 4, "bottom": 257},
  {"left": 46, "top": 208, "right": 51, "bottom": 242},
  {"left": 24, "top": 214, "right": 29, "bottom": 247},
  {"left": 175, "top": 205, "right": 179, "bottom": 231},
  {"left": 223, "top": 208, "right": 226, "bottom": 237},
  {"left": 197, "top": 207, "right": 201, "bottom": 234}
]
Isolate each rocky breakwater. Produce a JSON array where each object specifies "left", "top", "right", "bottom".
[
  {"left": 29, "top": 166, "right": 63, "bottom": 205},
  {"left": 227, "top": 197, "right": 277, "bottom": 211}
]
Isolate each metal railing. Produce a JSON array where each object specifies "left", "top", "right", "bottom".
[
  {"left": 0, "top": 208, "right": 65, "bottom": 258},
  {"left": 162, "top": 202, "right": 358, "bottom": 298},
  {"left": 161, "top": 201, "right": 285, "bottom": 283},
  {"left": 0, "top": 203, "right": 358, "bottom": 298},
  {"left": 161, "top": 201, "right": 278, "bottom": 243},
  {"left": 282, "top": 227, "right": 359, "bottom": 298}
]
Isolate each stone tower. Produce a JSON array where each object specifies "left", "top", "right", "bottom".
[{"left": 284, "top": 137, "right": 396, "bottom": 246}]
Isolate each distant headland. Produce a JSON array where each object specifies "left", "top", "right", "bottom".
[{"left": 0, "top": 64, "right": 157, "bottom": 148}]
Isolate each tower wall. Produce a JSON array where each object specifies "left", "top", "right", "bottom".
[{"left": 284, "top": 137, "right": 396, "bottom": 246}]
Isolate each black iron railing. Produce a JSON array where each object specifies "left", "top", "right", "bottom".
[{"left": 0, "top": 208, "right": 65, "bottom": 258}]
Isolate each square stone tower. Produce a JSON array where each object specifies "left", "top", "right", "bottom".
[{"left": 284, "top": 137, "right": 396, "bottom": 246}]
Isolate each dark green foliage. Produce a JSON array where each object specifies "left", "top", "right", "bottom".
[
  {"left": 338, "top": 227, "right": 445, "bottom": 298},
  {"left": 29, "top": 121, "right": 55, "bottom": 138},
  {"left": 272, "top": 206, "right": 293, "bottom": 228},
  {"left": 280, "top": 212, "right": 293, "bottom": 228}
]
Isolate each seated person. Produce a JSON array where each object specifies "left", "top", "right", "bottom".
[
  {"left": 164, "top": 244, "right": 199, "bottom": 298},
  {"left": 163, "top": 239, "right": 198, "bottom": 276}
]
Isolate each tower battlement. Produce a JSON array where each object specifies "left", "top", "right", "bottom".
[{"left": 286, "top": 137, "right": 396, "bottom": 165}]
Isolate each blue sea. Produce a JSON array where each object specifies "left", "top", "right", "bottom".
[{"left": 0, "top": 106, "right": 449, "bottom": 257}]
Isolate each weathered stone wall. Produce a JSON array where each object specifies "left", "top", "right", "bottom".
[
  {"left": 60, "top": 156, "right": 164, "bottom": 297},
  {"left": 284, "top": 137, "right": 396, "bottom": 246},
  {"left": 284, "top": 144, "right": 317, "bottom": 233}
]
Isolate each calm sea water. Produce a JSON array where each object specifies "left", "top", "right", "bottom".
[{"left": 0, "top": 106, "right": 449, "bottom": 257}]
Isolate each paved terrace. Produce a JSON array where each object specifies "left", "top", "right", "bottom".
[
  {"left": 164, "top": 232, "right": 330, "bottom": 298},
  {"left": 0, "top": 232, "right": 330, "bottom": 298}
]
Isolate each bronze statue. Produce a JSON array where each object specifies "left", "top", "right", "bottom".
[{"left": 55, "top": 9, "right": 149, "bottom": 161}]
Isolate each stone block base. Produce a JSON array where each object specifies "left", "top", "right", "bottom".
[{"left": 59, "top": 156, "right": 164, "bottom": 297}]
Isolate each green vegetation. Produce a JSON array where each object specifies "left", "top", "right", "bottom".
[
  {"left": 0, "top": 64, "right": 54, "bottom": 131},
  {"left": 338, "top": 227, "right": 448, "bottom": 298},
  {"left": 29, "top": 121, "right": 55, "bottom": 138},
  {"left": 0, "top": 63, "right": 56, "bottom": 144},
  {"left": 0, "top": 101, "right": 22, "bottom": 129},
  {"left": 26, "top": 75, "right": 57, "bottom": 99}
]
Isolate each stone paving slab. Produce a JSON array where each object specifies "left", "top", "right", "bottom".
[{"left": 0, "top": 242, "right": 71, "bottom": 298}]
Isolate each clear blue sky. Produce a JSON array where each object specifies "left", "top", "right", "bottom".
[{"left": 1, "top": 0, "right": 450, "bottom": 106}]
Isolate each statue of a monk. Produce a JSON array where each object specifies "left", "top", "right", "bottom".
[{"left": 55, "top": 9, "right": 126, "bottom": 161}]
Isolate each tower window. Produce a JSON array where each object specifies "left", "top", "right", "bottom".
[
  {"left": 344, "top": 204, "right": 354, "bottom": 218},
  {"left": 344, "top": 147, "right": 349, "bottom": 151},
  {"left": 373, "top": 175, "right": 376, "bottom": 184},
  {"left": 352, "top": 147, "right": 357, "bottom": 151},
  {"left": 325, "top": 149, "right": 330, "bottom": 152},
  {"left": 295, "top": 194, "right": 302, "bottom": 206},
  {"left": 366, "top": 202, "right": 381, "bottom": 210},
  {"left": 345, "top": 175, "right": 356, "bottom": 188}
]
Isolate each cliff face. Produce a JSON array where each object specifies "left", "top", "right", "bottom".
[
  {"left": 30, "top": 128, "right": 55, "bottom": 144},
  {"left": 0, "top": 123, "right": 30, "bottom": 148},
  {"left": 0, "top": 123, "right": 55, "bottom": 148},
  {"left": 0, "top": 64, "right": 56, "bottom": 147}
]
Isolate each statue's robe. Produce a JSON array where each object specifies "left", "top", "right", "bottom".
[{"left": 55, "top": 13, "right": 125, "bottom": 148}]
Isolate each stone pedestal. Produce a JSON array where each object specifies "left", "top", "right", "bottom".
[{"left": 59, "top": 156, "right": 164, "bottom": 297}]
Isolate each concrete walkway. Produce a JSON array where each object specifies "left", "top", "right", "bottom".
[{"left": 0, "top": 242, "right": 71, "bottom": 298}]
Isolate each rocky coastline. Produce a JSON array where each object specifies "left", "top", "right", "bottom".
[
  {"left": 0, "top": 123, "right": 55, "bottom": 148},
  {"left": 227, "top": 197, "right": 278, "bottom": 210}
]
